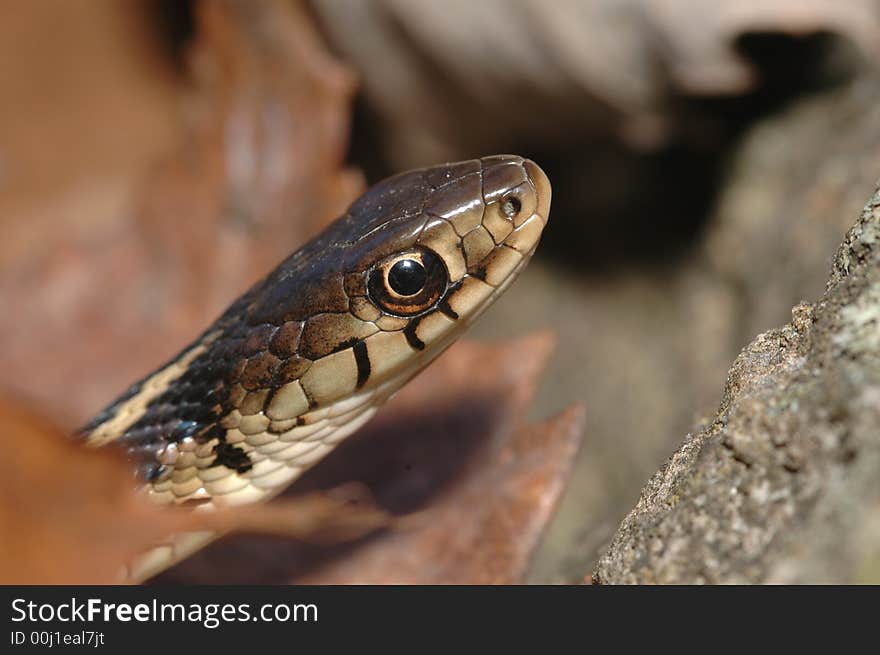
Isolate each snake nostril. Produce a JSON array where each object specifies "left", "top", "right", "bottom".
[{"left": 500, "top": 194, "right": 522, "bottom": 219}]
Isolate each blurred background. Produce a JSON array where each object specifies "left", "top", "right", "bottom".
[{"left": 2, "top": 0, "right": 879, "bottom": 582}]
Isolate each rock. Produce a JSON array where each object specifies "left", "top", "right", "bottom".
[
  {"left": 594, "top": 184, "right": 880, "bottom": 583},
  {"left": 530, "top": 74, "right": 880, "bottom": 582}
]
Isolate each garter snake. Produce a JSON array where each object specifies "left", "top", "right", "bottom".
[{"left": 80, "top": 154, "right": 551, "bottom": 580}]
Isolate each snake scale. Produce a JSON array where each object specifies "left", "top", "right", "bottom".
[{"left": 80, "top": 155, "right": 551, "bottom": 581}]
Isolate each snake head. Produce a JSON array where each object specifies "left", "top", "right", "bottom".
[
  {"left": 248, "top": 155, "right": 552, "bottom": 411},
  {"left": 84, "top": 155, "right": 550, "bottom": 516},
  {"left": 201, "top": 155, "right": 551, "bottom": 481},
  {"left": 81, "top": 156, "right": 550, "bottom": 579}
]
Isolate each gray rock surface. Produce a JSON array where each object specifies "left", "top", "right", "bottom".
[
  {"left": 505, "top": 76, "right": 880, "bottom": 582},
  {"left": 595, "top": 186, "right": 880, "bottom": 583}
]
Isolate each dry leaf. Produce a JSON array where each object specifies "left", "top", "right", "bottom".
[
  {"left": 0, "top": 0, "right": 361, "bottom": 426},
  {"left": 0, "top": 396, "right": 394, "bottom": 584},
  {"left": 156, "top": 333, "right": 586, "bottom": 584},
  {"left": 0, "top": 397, "right": 179, "bottom": 584},
  {"left": 0, "top": 334, "right": 583, "bottom": 584}
]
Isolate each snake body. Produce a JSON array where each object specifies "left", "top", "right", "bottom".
[{"left": 81, "top": 155, "right": 551, "bottom": 580}]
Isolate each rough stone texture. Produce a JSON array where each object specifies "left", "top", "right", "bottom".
[
  {"left": 594, "top": 186, "right": 880, "bottom": 584},
  {"left": 704, "top": 75, "right": 880, "bottom": 344}
]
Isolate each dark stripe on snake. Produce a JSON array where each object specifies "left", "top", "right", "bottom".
[
  {"left": 353, "top": 340, "right": 371, "bottom": 388},
  {"left": 403, "top": 318, "right": 426, "bottom": 351},
  {"left": 213, "top": 441, "right": 252, "bottom": 473},
  {"left": 438, "top": 281, "right": 463, "bottom": 320},
  {"left": 469, "top": 265, "right": 487, "bottom": 281}
]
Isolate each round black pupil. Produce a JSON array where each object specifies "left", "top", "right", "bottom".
[{"left": 388, "top": 259, "right": 427, "bottom": 296}]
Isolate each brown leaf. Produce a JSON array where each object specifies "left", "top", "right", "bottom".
[
  {"left": 0, "top": 397, "right": 394, "bottom": 584},
  {"left": 0, "top": 333, "right": 582, "bottom": 585},
  {"left": 0, "top": 0, "right": 361, "bottom": 427},
  {"left": 0, "top": 398, "right": 173, "bottom": 584},
  {"left": 156, "top": 333, "right": 586, "bottom": 584}
]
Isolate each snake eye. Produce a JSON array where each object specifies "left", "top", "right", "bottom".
[
  {"left": 368, "top": 248, "right": 448, "bottom": 317},
  {"left": 500, "top": 193, "right": 522, "bottom": 219}
]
